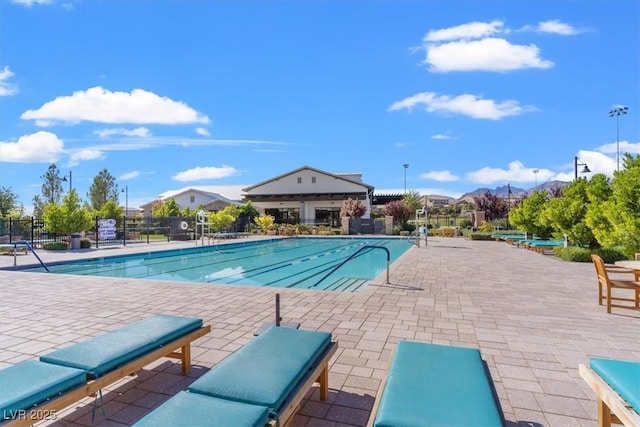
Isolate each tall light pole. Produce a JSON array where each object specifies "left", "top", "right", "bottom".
[
  {"left": 402, "top": 163, "right": 409, "bottom": 194},
  {"left": 609, "top": 105, "right": 628, "bottom": 171},
  {"left": 533, "top": 169, "right": 539, "bottom": 187},
  {"left": 574, "top": 156, "right": 591, "bottom": 180},
  {"left": 122, "top": 185, "right": 129, "bottom": 218},
  {"left": 62, "top": 170, "right": 72, "bottom": 192},
  {"left": 122, "top": 185, "right": 129, "bottom": 245}
]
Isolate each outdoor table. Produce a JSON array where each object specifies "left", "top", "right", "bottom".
[{"left": 614, "top": 260, "right": 640, "bottom": 281}]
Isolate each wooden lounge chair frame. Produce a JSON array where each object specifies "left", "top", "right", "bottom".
[
  {"left": 579, "top": 364, "right": 640, "bottom": 427},
  {"left": 591, "top": 254, "right": 640, "bottom": 313},
  {"left": 279, "top": 341, "right": 337, "bottom": 425},
  {"left": 6, "top": 324, "right": 211, "bottom": 427}
]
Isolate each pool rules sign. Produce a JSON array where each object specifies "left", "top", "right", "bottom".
[{"left": 98, "top": 218, "right": 117, "bottom": 240}]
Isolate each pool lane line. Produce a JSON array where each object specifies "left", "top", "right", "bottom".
[{"left": 203, "top": 241, "right": 368, "bottom": 284}]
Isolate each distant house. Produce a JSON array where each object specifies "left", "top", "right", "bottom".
[
  {"left": 421, "top": 194, "right": 454, "bottom": 209},
  {"left": 139, "top": 187, "right": 240, "bottom": 217},
  {"left": 242, "top": 165, "right": 375, "bottom": 226}
]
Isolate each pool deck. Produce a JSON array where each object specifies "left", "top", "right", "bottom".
[{"left": 1, "top": 236, "right": 638, "bottom": 426}]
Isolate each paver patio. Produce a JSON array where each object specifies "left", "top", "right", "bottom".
[{"left": 1, "top": 236, "right": 638, "bottom": 426}]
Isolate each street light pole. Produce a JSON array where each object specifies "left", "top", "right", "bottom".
[
  {"left": 609, "top": 105, "right": 628, "bottom": 171},
  {"left": 533, "top": 169, "right": 539, "bottom": 187},
  {"left": 122, "top": 185, "right": 128, "bottom": 246},
  {"left": 62, "top": 170, "right": 72, "bottom": 192},
  {"left": 574, "top": 156, "right": 591, "bottom": 180},
  {"left": 402, "top": 163, "right": 409, "bottom": 194}
]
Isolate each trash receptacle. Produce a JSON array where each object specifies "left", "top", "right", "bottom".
[{"left": 70, "top": 233, "right": 81, "bottom": 250}]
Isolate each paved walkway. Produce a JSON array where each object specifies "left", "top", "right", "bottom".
[{"left": 1, "top": 236, "right": 638, "bottom": 426}]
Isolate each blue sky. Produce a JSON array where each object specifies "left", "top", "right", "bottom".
[{"left": 1, "top": 0, "right": 638, "bottom": 212}]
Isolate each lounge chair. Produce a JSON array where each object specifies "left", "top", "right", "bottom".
[
  {"left": 367, "top": 341, "right": 504, "bottom": 427},
  {"left": 579, "top": 358, "right": 640, "bottom": 427},
  {"left": 0, "top": 314, "right": 211, "bottom": 426},
  {"left": 591, "top": 254, "right": 640, "bottom": 313},
  {"left": 133, "top": 326, "right": 338, "bottom": 427}
]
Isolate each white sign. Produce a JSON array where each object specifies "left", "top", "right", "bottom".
[{"left": 98, "top": 218, "right": 117, "bottom": 240}]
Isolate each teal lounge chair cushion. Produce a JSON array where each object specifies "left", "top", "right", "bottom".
[
  {"left": 132, "top": 391, "right": 269, "bottom": 427},
  {"left": 0, "top": 360, "right": 87, "bottom": 420},
  {"left": 374, "top": 341, "right": 503, "bottom": 427},
  {"left": 590, "top": 358, "right": 640, "bottom": 413},
  {"left": 189, "top": 326, "right": 331, "bottom": 411},
  {"left": 40, "top": 314, "right": 202, "bottom": 377}
]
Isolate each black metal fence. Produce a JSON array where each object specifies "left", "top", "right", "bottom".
[{"left": 0, "top": 216, "right": 197, "bottom": 248}]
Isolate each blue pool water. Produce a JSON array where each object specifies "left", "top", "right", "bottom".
[{"left": 21, "top": 237, "right": 412, "bottom": 292}]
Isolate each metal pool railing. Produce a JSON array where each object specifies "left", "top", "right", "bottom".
[{"left": 310, "top": 245, "right": 390, "bottom": 289}]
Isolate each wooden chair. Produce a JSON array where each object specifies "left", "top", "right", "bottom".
[{"left": 591, "top": 254, "right": 640, "bottom": 314}]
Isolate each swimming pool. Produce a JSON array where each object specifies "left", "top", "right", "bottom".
[{"left": 20, "top": 237, "right": 412, "bottom": 292}]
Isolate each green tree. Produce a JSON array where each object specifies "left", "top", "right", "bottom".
[
  {"left": 540, "top": 179, "right": 597, "bottom": 247},
  {"left": 97, "top": 200, "right": 124, "bottom": 227},
  {"left": 585, "top": 173, "right": 614, "bottom": 248},
  {"left": 0, "top": 186, "right": 18, "bottom": 217},
  {"left": 32, "top": 195, "right": 46, "bottom": 217},
  {"left": 402, "top": 190, "right": 423, "bottom": 213},
  {"left": 598, "top": 154, "right": 640, "bottom": 257},
  {"left": 44, "top": 190, "right": 93, "bottom": 243},
  {"left": 151, "top": 198, "right": 181, "bottom": 217},
  {"left": 88, "top": 169, "right": 119, "bottom": 210},
  {"left": 40, "top": 164, "right": 64, "bottom": 204},
  {"left": 208, "top": 209, "right": 236, "bottom": 232},
  {"left": 508, "top": 190, "right": 554, "bottom": 238}
]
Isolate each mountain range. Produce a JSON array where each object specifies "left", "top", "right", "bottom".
[{"left": 456, "top": 180, "right": 570, "bottom": 200}]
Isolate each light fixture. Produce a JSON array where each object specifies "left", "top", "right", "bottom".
[{"left": 574, "top": 156, "right": 591, "bottom": 180}]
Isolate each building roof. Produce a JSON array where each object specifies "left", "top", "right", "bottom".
[{"left": 242, "top": 165, "right": 375, "bottom": 193}]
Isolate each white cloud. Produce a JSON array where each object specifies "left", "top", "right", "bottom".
[
  {"left": 424, "top": 21, "right": 505, "bottom": 42},
  {"left": 431, "top": 134, "right": 456, "bottom": 140},
  {"left": 466, "top": 161, "right": 556, "bottom": 184},
  {"left": 522, "top": 20, "right": 585, "bottom": 36},
  {"left": 389, "top": 92, "right": 536, "bottom": 120},
  {"left": 94, "top": 127, "right": 152, "bottom": 138},
  {"left": 172, "top": 165, "right": 239, "bottom": 182},
  {"left": 420, "top": 170, "right": 459, "bottom": 182},
  {"left": 12, "top": 0, "right": 52, "bottom": 5},
  {"left": 196, "top": 127, "right": 210, "bottom": 137},
  {"left": 0, "top": 131, "right": 64, "bottom": 163},
  {"left": 424, "top": 38, "right": 553, "bottom": 72},
  {"left": 395, "top": 142, "right": 414, "bottom": 148},
  {"left": 69, "top": 149, "right": 105, "bottom": 162},
  {"left": 0, "top": 66, "right": 19, "bottom": 96},
  {"left": 120, "top": 171, "right": 141, "bottom": 180},
  {"left": 595, "top": 140, "right": 640, "bottom": 155},
  {"left": 21, "top": 86, "right": 210, "bottom": 126}
]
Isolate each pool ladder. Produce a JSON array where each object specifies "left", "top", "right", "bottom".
[
  {"left": 13, "top": 240, "right": 50, "bottom": 271},
  {"left": 310, "top": 245, "right": 390, "bottom": 289}
]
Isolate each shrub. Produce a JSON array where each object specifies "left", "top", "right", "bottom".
[
  {"left": 553, "top": 247, "right": 592, "bottom": 262},
  {"left": 43, "top": 242, "right": 68, "bottom": 250},
  {"left": 553, "top": 246, "right": 627, "bottom": 263},
  {"left": 80, "top": 238, "right": 92, "bottom": 249},
  {"left": 468, "top": 232, "right": 494, "bottom": 240},
  {"left": 595, "top": 247, "right": 627, "bottom": 264}
]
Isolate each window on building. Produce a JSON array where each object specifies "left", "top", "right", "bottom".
[
  {"left": 311, "top": 176, "right": 316, "bottom": 183},
  {"left": 315, "top": 208, "right": 341, "bottom": 227},
  {"left": 297, "top": 177, "right": 302, "bottom": 184},
  {"left": 265, "top": 208, "right": 300, "bottom": 225},
  {"left": 190, "top": 195, "right": 195, "bottom": 203}
]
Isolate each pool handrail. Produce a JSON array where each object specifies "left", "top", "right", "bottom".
[
  {"left": 15, "top": 240, "right": 50, "bottom": 272},
  {"left": 311, "top": 245, "right": 390, "bottom": 288}
]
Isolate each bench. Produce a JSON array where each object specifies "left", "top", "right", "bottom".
[
  {"left": 579, "top": 358, "right": 640, "bottom": 427},
  {"left": 134, "top": 326, "right": 337, "bottom": 426},
  {"left": 0, "top": 244, "right": 28, "bottom": 255},
  {"left": 0, "top": 314, "right": 211, "bottom": 426},
  {"left": 368, "top": 341, "right": 504, "bottom": 427}
]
